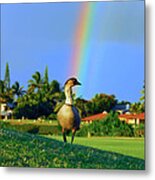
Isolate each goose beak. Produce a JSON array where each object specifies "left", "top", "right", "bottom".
[{"left": 76, "top": 81, "right": 81, "bottom": 86}]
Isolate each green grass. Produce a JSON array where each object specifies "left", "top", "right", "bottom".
[
  {"left": 0, "top": 127, "right": 145, "bottom": 169},
  {"left": 0, "top": 119, "right": 58, "bottom": 126},
  {"left": 47, "top": 135, "right": 144, "bottom": 159}
]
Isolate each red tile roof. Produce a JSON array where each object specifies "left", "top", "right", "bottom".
[
  {"left": 82, "top": 113, "right": 107, "bottom": 122},
  {"left": 82, "top": 112, "right": 145, "bottom": 122},
  {"left": 119, "top": 113, "right": 145, "bottom": 120}
]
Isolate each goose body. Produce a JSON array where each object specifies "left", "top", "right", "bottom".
[
  {"left": 57, "top": 104, "right": 80, "bottom": 130},
  {"left": 57, "top": 77, "right": 81, "bottom": 143}
]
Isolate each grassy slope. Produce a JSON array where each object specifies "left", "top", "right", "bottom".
[
  {"left": 48, "top": 136, "right": 144, "bottom": 159},
  {"left": 0, "top": 128, "right": 145, "bottom": 169}
]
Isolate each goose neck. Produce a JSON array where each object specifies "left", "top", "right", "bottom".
[{"left": 65, "top": 86, "right": 73, "bottom": 105}]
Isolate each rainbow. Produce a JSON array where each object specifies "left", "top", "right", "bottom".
[{"left": 69, "top": 2, "right": 96, "bottom": 97}]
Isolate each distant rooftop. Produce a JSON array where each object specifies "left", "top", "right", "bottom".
[{"left": 82, "top": 112, "right": 145, "bottom": 122}]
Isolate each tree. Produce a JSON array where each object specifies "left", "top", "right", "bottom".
[
  {"left": 140, "top": 83, "right": 145, "bottom": 112},
  {"left": 4, "top": 62, "right": 10, "bottom": 90},
  {"left": 130, "top": 83, "right": 145, "bottom": 113},
  {"left": 12, "top": 81, "right": 26, "bottom": 98},
  {"left": 74, "top": 94, "right": 118, "bottom": 118},
  {"left": 91, "top": 93, "right": 117, "bottom": 114},
  {"left": 74, "top": 98, "right": 89, "bottom": 117},
  {"left": 140, "top": 84, "right": 145, "bottom": 102},
  {"left": 0, "top": 63, "right": 14, "bottom": 104},
  {"left": 49, "top": 80, "right": 60, "bottom": 94},
  {"left": 44, "top": 66, "right": 49, "bottom": 84},
  {"left": 14, "top": 71, "right": 63, "bottom": 119},
  {"left": 28, "top": 71, "right": 43, "bottom": 93},
  {"left": 0, "top": 80, "right": 13, "bottom": 103},
  {"left": 130, "top": 102, "right": 142, "bottom": 114},
  {"left": 0, "top": 80, "right": 6, "bottom": 103}
]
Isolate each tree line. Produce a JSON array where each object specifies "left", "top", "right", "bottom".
[{"left": 0, "top": 63, "right": 144, "bottom": 119}]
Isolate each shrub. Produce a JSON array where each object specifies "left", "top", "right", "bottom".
[
  {"left": 0, "top": 121, "right": 61, "bottom": 135},
  {"left": 134, "top": 124, "right": 145, "bottom": 137},
  {"left": 47, "top": 113, "right": 57, "bottom": 120},
  {"left": 78, "top": 111, "right": 134, "bottom": 137},
  {"left": 76, "top": 125, "right": 89, "bottom": 137}
]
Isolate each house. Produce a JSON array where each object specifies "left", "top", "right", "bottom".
[
  {"left": 112, "top": 104, "right": 130, "bottom": 114},
  {"left": 82, "top": 111, "right": 145, "bottom": 126},
  {"left": 0, "top": 103, "right": 14, "bottom": 119},
  {"left": 119, "top": 113, "right": 145, "bottom": 126},
  {"left": 82, "top": 111, "right": 107, "bottom": 124}
]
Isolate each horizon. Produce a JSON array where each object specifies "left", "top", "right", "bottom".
[{"left": 0, "top": 1, "right": 144, "bottom": 102}]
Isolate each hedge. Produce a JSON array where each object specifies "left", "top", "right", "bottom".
[
  {"left": 0, "top": 114, "right": 144, "bottom": 137},
  {"left": 0, "top": 121, "right": 61, "bottom": 136}
]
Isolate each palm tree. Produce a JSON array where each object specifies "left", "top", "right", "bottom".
[
  {"left": 12, "top": 81, "right": 26, "bottom": 98},
  {"left": 28, "top": 71, "right": 43, "bottom": 93}
]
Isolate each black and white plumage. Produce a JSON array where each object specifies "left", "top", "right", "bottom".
[{"left": 57, "top": 77, "right": 81, "bottom": 144}]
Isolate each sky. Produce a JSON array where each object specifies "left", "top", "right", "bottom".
[{"left": 0, "top": 0, "right": 144, "bottom": 102}]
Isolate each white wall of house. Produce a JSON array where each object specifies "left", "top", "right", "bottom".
[{"left": 0, "top": 104, "right": 7, "bottom": 112}]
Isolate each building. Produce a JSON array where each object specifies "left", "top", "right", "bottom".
[
  {"left": 82, "top": 112, "right": 107, "bottom": 124},
  {"left": 82, "top": 111, "right": 145, "bottom": 126},
  {"left": 119, "top": 113, "right": 145, "bottom": 126},
  {"left": 112, "top": 104, "right": 130, "bottom": 114},
  {"left": 0, "top": 103, "right": 13, "bottom": 119}
]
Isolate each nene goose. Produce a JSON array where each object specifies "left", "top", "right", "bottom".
[{"left": 57, "top": 77, "right": 81, "bottom": 144}]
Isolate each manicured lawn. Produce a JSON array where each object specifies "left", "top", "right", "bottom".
[
  {"left": 0, "top": 120, "right": 144, "bottom": 159},
  {"left": 0, "top": 119, "right": 144, "bottom": 159},
  {"left": 45, "top": 135, "right": 145, "bottom": 159},
  {"left": 0, "top": 127, "right": 145, "bottom": 169}
]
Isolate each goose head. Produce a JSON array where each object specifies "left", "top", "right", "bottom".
[{"left": 64, "top": 77, "right": 81, "bottom": 88}]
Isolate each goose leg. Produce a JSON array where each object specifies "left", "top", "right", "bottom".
[
  {"left": 62, "top": 129, "right": 67, "bottom": 143},
  {"left": 71, "top": 129, "right": 76, "bottom": 144}
]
